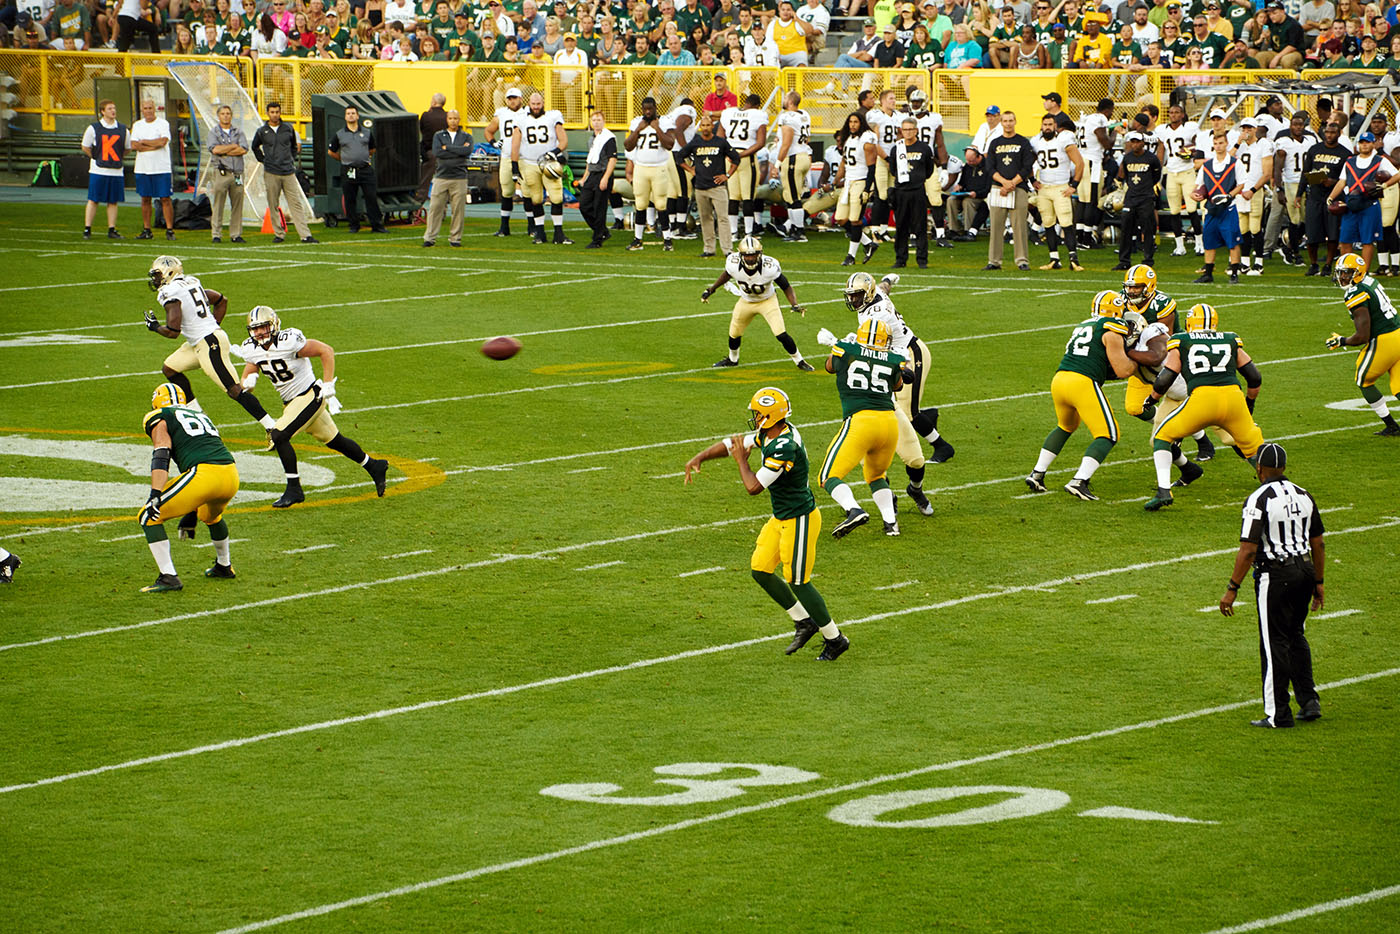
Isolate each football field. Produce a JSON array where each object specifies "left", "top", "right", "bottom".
[{"left": 1, "top": 202, "right": 1398, "bottom": 932}]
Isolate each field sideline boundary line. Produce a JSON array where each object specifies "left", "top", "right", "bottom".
[
  {"left": 214, "top": 664, "right": 1400, "bottom": 933},
  {"left": 3, "top": 516, "right": 1396, "bottom": 795},
  {"left": 1198, "top": 883, "right": 1400, "bottom": 933}
]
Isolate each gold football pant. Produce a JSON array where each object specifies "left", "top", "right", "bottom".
[
  {"left": 140, "top": 461, "right": 240, "bottom": 527},
  {"left": 1165, "top": 168, "right": 1200, "bottom": 215},
  {"left": 632, "top": 162, "right": 672, "bottom": 212},
  {"left": 276, "top": 386, "right": 339, "bottom": 443},
  {"left": 1051, "top": 370, "right": 1118, "bottom": 441},
  {"left": 819, "top": 409, "right": 899, "bottom": 485},
  {"left": 498, "top": 156, "right": 518, "bottom": 202},
  {"left": 1240, "top": 187, "right": 1266, "bottom": 235},
  {"left": 925, "top": 170, "right": 943, "bottom": 208},
  {"left": 778, "top": 153, "right": 812, "bottom": 204},
  {"left": 519, "top": 161, "right": 564, "bottom": 205},
  {"left": 727, "top": 154, "right": 759, "bottom": 202},
  {"left": 751, "top": 507, "right": 822, "bottom": 585},
  {"left": 163, "top": 329, "right": 240, "bottom": 393},
  {"left": 1034, "top": 184, "right": 1075, "bottom": 228},
  {"left": 834, "top": 181, "right": 870, "bottom": 224},
  {"left": 729, "top": 295, "right": 786, "bottom": 339},
  {"left": 1154, "top": 385, "right": 1262, "bottom": 457},
  {"left": 1356, "top": 329, "right": 1400, "bottom": 388}
]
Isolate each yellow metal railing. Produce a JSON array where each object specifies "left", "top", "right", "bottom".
[
  {"left": 462, "top": 61, "right": 591, "bottom": 129},
  {"left": 590, "top": 65, "right": 783, "bottom": 132},
  {"left": 787, "top": 68, "right": 931, "bottom": 135},
  {"left": 256, "top": 58, "right": 375, "bottom": 130}
]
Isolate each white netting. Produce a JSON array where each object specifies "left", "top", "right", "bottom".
[{"left": 166, "top": 60, "right": 318, "bottom": 227}]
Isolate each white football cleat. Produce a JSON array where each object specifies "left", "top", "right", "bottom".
[{"left": 1172, "top": 244, "right": 1187, "bottom": 256}]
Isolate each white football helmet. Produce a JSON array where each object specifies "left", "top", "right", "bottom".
[
  {"left": 1121, "top": 310, "right": 1147, "bottom": 345},
  {"left": 738, "top": 235, "right": 763, "bottom": 273},
  {"left": 247, "top": 305, "right": 281, "bottom": 349},
  {"left": 539, "top": 150, "right": 564, "bottom": 179},
  {"left": 844, "top": 271, "right": 877, "bottom": 313},
  {"left": 148, "top": 255, "right": 183, "bottom": 291}
]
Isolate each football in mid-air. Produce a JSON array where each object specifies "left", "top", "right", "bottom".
[{"left": 482, "top": 336, "right": 522, "bottom": 360}]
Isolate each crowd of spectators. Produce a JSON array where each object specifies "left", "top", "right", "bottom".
[{"left": 6, "top": 0, "right": 1400, "bottom": 73}]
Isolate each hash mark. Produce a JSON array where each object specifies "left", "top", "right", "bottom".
[
  {"left": 381, "top": 549, "right": 433, "bottom": 559},
  {"left": 677, "top": 566, "right": 726, "bottom": 577},
  {"left": 1086, "top": 594, "right": 1138, "bottom": 605},
  {"left": 283, "top": 543, "right": 338, "bottom": 554},
  {"left": 577, "top": 561, "right": 625, "bottom": 571},
  {"left": 874, "top": 580, "right": 917, "bottom": 590}
]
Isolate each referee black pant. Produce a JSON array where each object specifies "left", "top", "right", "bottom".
[
  {"left": 1118, "top": 199, "right": 1157, "bottom": 265},
  {"left": 341, "top": 168, "right": 384, "bottom": 232},
  {"left": 1255, "top": 562, "right": 1319, "bottom": 726},
  {"left": 577, "top": 179, "right": 610, "bottom": 244},
  {"left": 891, "top": 187, "right": 929, "bottom": 265}
]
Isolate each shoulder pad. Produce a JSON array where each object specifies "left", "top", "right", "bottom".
[
  {"left": 142, "top": 408, "right": 163, "bottom": 435},
  {"left": 724, "top": 253, "right": 741, "bottom": 273},
  {"left": 1102, "top": 319, "right": 1130, "bottom": 335},
  {"left": 762, "top": 256, "right": 779, "bottom": 273},
  {"left": 831, "top": 342, "right": 847, "bottom": 357}
]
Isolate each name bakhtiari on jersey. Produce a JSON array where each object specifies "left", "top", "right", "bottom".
[
  {"left": 156, "top": 274, "right": 220, "bottom": 346},
  {"left": 1032, "top": 129, "right": 1078, "bottom": 185},
  {"left": 1162, "top": 120, "right": 1201, "bottom": 174},
  {"left": 840, "top": 130, "right": 877, "bottom": 182},
  {"left": 829, "top": 338, "right": 906, "bottom": 419},
  {"left": 725, "top": 252, "right": 783, "bottom": 303},
  {"left": 720, "top": 106, "right": 766, "bottom": 150},
  {"left": 628, "top": 114, "right": 673, "bottom": 165},
  {"left": 516, "top": 108, "right": 564, "bottom": 161},
  {"left": 855, "top": 293, "right": 914, "bottom": 355},
  {"left": 1343, "top": 275, "right": 1400, "bottom": 337},
  {"left": 240, "top": 327, "right": 318, "bottom": 402},
  {"left": 1169, "top": 329, "right": 1246, "bottom": 392},
  {"left": 142, "top": 404, "right": 236, "bottom": 469},
  {"left": 776, "top": 108, "right": 812, "bottom": 156}
]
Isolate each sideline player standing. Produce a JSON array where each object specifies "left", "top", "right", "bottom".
[
  {"left": 701, "top": 236, "right": 812, "bottom": 370},
  {"left": 772, "top": 91, "right": 813, "bottom": 242},
  {"left": 625, "top": 96, "right": 676, "bottom": 251},
  {"left": 1025, "top": 291, "right": 1136, "bottom": 502},
  {"left": 486, "top": 87, "right": 525, "bottom": 236},
  {"left": 1220, "top": 443, "right": 1325, "bottom": 729},
  {"left": 240, "top": 305, "right": 390, "bottom": 507},
  {"left": 684, "top": 388, "right": 850, "bottom": 661},
  {"left": 1031, "top": 113, "right": 1085, "bottom": 271},
  {"left": 719, "top": 93, "right": 769, "bottom": 243},
  {"left": 511, "top": 92, "right": 571, "bottom": 244},
  {"left": 1326, "top": 253, "right": 1400, "bottom": 435}
]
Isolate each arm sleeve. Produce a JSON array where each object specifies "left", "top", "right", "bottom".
[
  {"left": 774, "top": 273, "right": 791, "bottom": 290},
  {"left": 1239, "top": 359, "right": 1261, "bottom": 388},
  {"left": 754, "top": 466, "right": 783, "bottom": 489}
]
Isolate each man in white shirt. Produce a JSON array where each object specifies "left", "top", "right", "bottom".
[
  {"left": 552, "top": 32, "right": 587, "bottom": 83},
  {"left": 970, "top": 105, "right": 1003, "bottom": 156},
  {"left": 131, "top": 99, "right": 175, "bottom": 241},
  {"left": 384, "top": 0, "right": 417, "bottom": 28},
  {"left": 743, "top": 20, "right": 779, "bottom": 64},
  {"left": 795, "top": 0, "right": 830, "bottom": 54},
  {"left": 1129, "top": 4, "right": 1159, "bottom": 42},
  {"left": 81, "top": 98, "right": 129, "bottom": 240}
]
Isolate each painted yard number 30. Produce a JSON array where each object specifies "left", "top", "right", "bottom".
[{"left": 541, "top": 763, "right": 1079, "bottom": 828}]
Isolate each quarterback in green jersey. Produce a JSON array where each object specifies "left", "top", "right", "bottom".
[
  {"left": 139, "top": 382, "right": 242, "bottom": 592},
  {"left": 685, "top": 388, "right": 849, "bottom": 661},
  {"left": 1327, "top": 252, "right": 1400, "bottom": 435}
]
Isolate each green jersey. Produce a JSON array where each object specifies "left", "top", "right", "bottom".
[
  {"left": 1167, "top": 329, "right": 1245, "bottom": 391},
  {"left": 142, "top": 405, "right": 235, "bottom": 469},
  {"left": 1343, "top": 275, "right": 1400, "bottom": 338},
  {"left": 1160, "top": 37, "right": 1190, "bottom": 66},
  {"left": 1187, "top": 31, "right": 1228, "bottom": 67},
  {"left": 1111, "top": 37, "right": 1141, "bottom": 66},
  {"left": 903, "top": 40, "right": 942, "bottom": 68},
  {"left": 751, "top": 424, "right": 816, "bottom": 520},
  {"left": 1058, "top": 316, "right": 1130, "bottom": 384},
  {"left": 1123, "top": 289, "right": 1179, "bottom": 331},
  {"left": 830, "top": 339, "right": 906, "bottom": 420}
]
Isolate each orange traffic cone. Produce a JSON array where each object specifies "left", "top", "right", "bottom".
[{"left": 260, "top": 207, "right": 288, "bottom": 235}]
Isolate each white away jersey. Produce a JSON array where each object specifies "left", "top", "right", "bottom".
[
  {"left": 1236, "top": 137, "right": 1274, "bottom": 189},
  {"left": 776, "top": 108, "right": 812, "bottom": 156},
  {"left": 1077, "top": 111, "right": 1110, "bottom": 163},
  {"left": 239, "top": 327, "right": 317, "bottom": 402},
  {"left": 516, "top": 108, "right": 564, "bottom": 161},
  {"left": 720, "top": 106, "right": 766, "bottom": 149},
  {"left": 725, "top": 253, "right": 782, "bottom": 303},
  {"left": 157, "top": 275, "right": 219, "bottom": 346},
  {"left": 856, "top": 292, "right": 914, "bottom": 355},
  {"left": 667, "top": 103, "right": 697, "bottom": 146},
  {"left": 914, "top": 111, "right": 943, "bottom": 150},
  {"left": 1135, "top": 321, "right": 1186, "bottom": 399},
  {"left": 866, "top": 108, "right": 900, "bottom": 156},
  {"left": 628, "top": 115, "right": 674, "bottom": 165},
  {"left": 1195, "top": 127, "right": 1240, "bottom": 160},
  {"left": 1032, "top": 129, "right": 1078, "bottom": 185},
  {"left": 1384, "top": 130, "right": 1400, "bottom": 160},
  {"left": 1161, "top": 120, "right": 1201, "bottom": 174},
  {"left": 840, "top": 130, "right": 877, "bottom": 183},
  {"left": 1274, "top": 131, "right": 1317, "bottom": 184},
  {"left": 492, "top": 105, "right": 524, "bottom": 149}
]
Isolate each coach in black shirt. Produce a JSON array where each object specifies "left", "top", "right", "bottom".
[
  {"left": 1115, "top": 131, "right": 1162, "bottom": 268},
  {"left": 679, "top": 113, "right": 739, "bottom": 257},
  {"left": 580, "top": 112, "right": 619, "bottom": 248},
  {"left": 985, "top": 112, "right": 1035, "bottom": 271},
  {"left": 1220, "top": 443, "right": 1325, "bottom": 729},
  {"left": 1302, "top": 120, "right": 1349, "bottom": 275},
  {"left": 889, "top": 117, "right": 935, "bottom": 268}
]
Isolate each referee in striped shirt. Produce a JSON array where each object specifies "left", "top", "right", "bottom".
[{"left": 1220, "top": 443, "right": 1325, "bottom": 729}]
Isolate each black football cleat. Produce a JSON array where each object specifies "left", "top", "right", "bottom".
[
  {"left": 272, "top": 481, "right": 305, "bottom": 509},
  {"left": 905, "top": 483, "right": 933, "bottom": 516},
  {"left": 1063, "top": 478, "right": 1098, "bottom": 501},
  {"left": 831, "top": 507, "right": 870, "bottom": 539},
  {"left": 627, "top": 238, "right": 644, "bottom": 251},
  {"left": 840, "top": 255, "right": 855, "bottom": 266},
  {"left": 711, "top": 357, "right": 738, "bottom": 368},
  {"left": 785, "top": 618, "right": 820, "bottom": 655},
  {"left": 166, "top": 228, "right": 176, "bottom": 240},
  {"left": 1192, "top": 272, "right": 1214, "bottom": 284},
  {"left": 817, "top": 633, "right": 850, "bottom": 661},
  {"left": 1144, "top": 488, "right": 1174, "bottom": 511},
  {"left": 141, "top": 573, "right": 183, "bottom": 593},
  {"left": 107, "top": 229, "right": 124, "bottom": 239},
  {"left": 930, "top": 437, "right": 955, "bottom": 463},
  {"left": 1173, "top": 460, "right": 1205, "bottom": 487},
  {"left": 1196, "top": 434, "right": 1216, "bottom": 461},
  {"left": 553, "top": 232, "right": 574, "bottom": 245},
  {"left": 862, "top": 240, "right": 880, "bottom": 264},
  {"left": 883, "top": 520, "right": 899, "bottom": 536},
  {"left": 531, "top": 233, "right": 547, "bottom": 245},
  {"left": 0, "top": 552, "right": 20, "bottom": 583},
  {"left": 366, "top": 458, "right": 389, "bottom": 496},
  {"left": 495, "top": 227, "right": 511, "bottom": 237},
  {"left": 1376, "top": 423, "right": 1400, "bottom": 436},
  {"left": 795, "top": 360, "right": 815, "bottom": 372},
  {"left": 136, "top": 229, "right": 153, "bottom": 240},
  {"left": 177, "top": 512, "right": 199, "bottom": 541},
  {"left": 204, "top": 562, "right": 236, "bottom": 579},
  {"left": 1024, "top": 471, "right": 1048, "bottom": 493},
  {"left": 1298, "top": 699, "right": 1322, "bottom": 722}
]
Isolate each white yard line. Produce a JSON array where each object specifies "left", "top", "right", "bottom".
[
  {"left": 215, "top": 666, "right": 1400, "bottom": 934},
  {"left": 1085, "top": 594, "right": 1138, "bottom": 605},
  {"left": 874, "top": 580, "right": 918, "bottom": 590},
  {"left": 677, "top": 566, "right": 726, "bottom": 577},
  {"left": 576, "top": 561, "right": 624, "bottom": 571},
  {"left": 380, "top": 549, "right": 433, "bottom": 559},
  {"left": 4, "top": 517, "right": 1396, "bottom": 796},
  {"left": 1311, "top": 609, "right": 1362, "bottom": 620},
  {"left": 281, "top": 544, "right": 338, "bottom": 555},
  {"left": 565, "top": 466, "right": 610, "bottom": 474},
  {"left": 1198, "top": 884, "right": 1400, "bottom": 934},
  {"left": 99, "top": 533, "right": 148, "bottom": 542},
  {"left": 193, "top": 539, "right": 249, "bottom": 549}
]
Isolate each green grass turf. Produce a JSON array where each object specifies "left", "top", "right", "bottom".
[{"left": 1, "top": 202, "right": 1398, "bottom": 933}]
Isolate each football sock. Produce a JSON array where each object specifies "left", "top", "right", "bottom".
[
  {"left": 729, "top": 211, "right": 740, "bottom": 238},
  {"left": 870, "top": 480, "right": 896, "bottom": 523},
  {"left": 1202, "top": 262, "right": 1215, "bottom": 276},
  {"left": 1191, "top": 430, "right": 1206, "bottom": 441},
  {"left": 790, "top": 581, "right": 832, "bottom": 627},
  {"left": 789, "top": 207, "right": 804, "bottom": 231},
  {"left": 1073, "top": 456, "right": 1101, "bottom": 482},
  {"left": 911, "top": 408, "right": 942, "bottom": 442},
  {"left": 148, "top": 537, "right": 176, "bottom": 576},
  {"left": 234, "top": 389, "right": 270, "bottom": 422},
  {"left": 647, "top": 206, "right": 657, "bottom": 227},
  {"left": 0, "top": 547, "right": 8, "bottom": 562},
  {"left": 551, "top": 203, "right": 563, "bottom": 229},
  {"left": 659, "top": 214, "right": 671, "bottom": 241},
  {"left": 1173, "top": 448, "right": 1189, "bottom": 467},
  {"left": 860, "top": 231, "right": 873, "bottom": 246},
  {"left": 1152, "top": 441, "right": 1174, "bottom": 489},
  {"left": 1064, "top": 225, "right": 1078, "bottom": 258},
  {"left": 906, "top": 463, "right": 925, "bottom": 487},
  {"left": 846, "top": 238, "right": 860, "bottom": 259},
  {"left": 274, "top": 438, "right": 299, "bottom": 478},
  {"left": 1034, "top": 448, "right": 1058, "bottom": 473},
  {"left": 167, "top": 371, "right": 194, "bottom": 403},
  {"left": 727, "top": 336, "right": 741, "bottom": 363},
  {"left": 499, "top": 203, "right": 512, "bottom": 227},
  {"left": 1361, "top": 384, "right": 1394, "bottom": 421},
  {"left": 1037, "top": 426, "right": 1072, "bottom": 472},
  {"left": 634, "top": 218, "right": 646, "bottom": 241},
  {"left": 825, "top": 480, "right": 860, "bottom": 512},
  {"left": 932, "top": 205, "right": 946, "bottom": 236},
  {"left": 209, "top": 519, "right": 230, "bottom": 565},
  {"left": 328, "top": 433, "right": 367, "bottom": 465},
  {"left": 787, "top": 601, "right": 810, "bottom": 621},
  {"left": 775, "top": 331, "right": 801, "bottom": 362},
  {"left": 1045, "top": 223, "right": 1060, "bottom": 255},
  {"left": 751, "top": 569, "right": 797, "bottom": 611}
]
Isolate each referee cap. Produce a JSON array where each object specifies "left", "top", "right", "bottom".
[{"left": 1256, "top": 443, "right": 1287, "bottom": 469}]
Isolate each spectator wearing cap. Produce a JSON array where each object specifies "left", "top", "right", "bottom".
[
  {"left": 704, "top": 74, "right": 738, "bottom": 119},
  {"left": 1264, "top": 1, "right": 1305, "bottom": 69},
  {"left": 984, "top": 111, "right": 1035, "bottom": 272},
  {"left": 1219, "top": 443, "right": 1326, "bottom": 731},
  {"left": 1045, "top": 22, "right": 1073, "bottom": 66},
  {"left": 1203, "top": 1, "right": 1233, "bottom": 40},
  {"left": 922, "top": 0, "right": 954, "bottom": 47},
  {"left": 872, "top": 21, "right": 906, "bottom": 65},
  {"left": 971, "top": 104, "right": 1003, "bottom": 154},
  {"left": 835, "top": 16, "right": 881, "bottom": 66},
  {"left": 482, "top": 0, "right": 513, "bottom": 39},
  {"left": 1223, "top": 35, "right": 1261, "bottom": 65},
  {"left": 1042, "top": 92, "right": 1076, "bottom": 134},
  {"left": 1072, "top": 14, "right": 1113, "bottom": 65},
  {"left": 554, "top": 30, "right": 588, "bottom": 77},
  {"left": 943, "top": 21, "right": 983, "bottom": 67},
  {"left": 1351, "top": 31, "right": 1384, "bottom": 66}
]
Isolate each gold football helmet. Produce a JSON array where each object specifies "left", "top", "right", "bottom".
[
  {"left": 148, "top": 255, "right": 184, "bottom": 291},
  {"left": 1092, "top": 289, "right": 1126, "bottom": 319},
  {"left": 844, "top": 271, "right": 878, "bottom": 313},
  {"left": 855, "top": 316, "right": 892, "bottom": 351},
  {"left": 247, "top": 305, "right": 282, "bottom": 349},
  {"left": 1334, "top": 252, "right": 1367, "bottom": 288},
  {"left": 1122, "top": 309, "right": 1148, "bottom": 345},
  {"left": 1123, "top": 264, "right": 1157, "bottom": 306},
  {"left": 747, "top": 386, "right": 791, "bottom": 431},
  {"left": 151, "top": 382, "right": 187, "bottom": 410},
  {"left": 1185, "top": 303, "right": 1220, "bottom": 332},
  {"left": 738, "top": 235, "right": 763, "bottom": 273}
]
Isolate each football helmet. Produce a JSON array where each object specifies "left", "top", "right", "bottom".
[
  {"left": 855, "top": 316, "right": 892, "bottom": 351},
  {"left": 738, "top": 235, "right": 763, "bottom": 273},
  {"left": 907, "top": 88, "right": 928, "bottom": 115},
  {"left": 1091, "top": 289, "right": 1126, "bottom": 319},
  {"left": 539, "top": 150, "right": 564, "bottom": 180},
  {"left": 152, "top": 382, "right": 187, "bottom": 410},
  {"left": 1185, "top": 302, "right": 1220, "bottom": 332},
  {"left": 1121, "top": 310, "right": 1147, "bottom": 345},
  {"left": 1334, "top": 252, "right": 1367, "bottom": 288},
  {"left": 148, "top": 255, "right": 183, "bottom": 291},
  {"left": 844, "top": 271, "right": 878, "bottom": 313},
  {"left": 247, "top": 305, "right": 281, "bottom": 349},
  {"left": 1123, "top": 264, "right": 1157, "bottom": 306},
  {"left": 747, "top": 386, "right": 791, "bottom": 431}
]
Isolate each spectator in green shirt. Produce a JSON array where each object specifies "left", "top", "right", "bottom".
[
  {"left": 445, "top": 11, "right": 479, "bottom": 56},
  {"left": 904, "top": 22, "right": 943, "bottom": 66},
  {"left": 1352, "top": 32, "right": 1385, "bottom": 66},
  {"left": 574, "top": 11, "right": 598, "bottom": 55},
  {"left": 1046, "top": 22, "right": 1072, "bottom": 66},
  {"left": 675, "top": 0, "right": 706, "bottom": 36},
  {"left": 475, "top": 30, "right": 505, "bottom": 58},
  {"left": 1221, "top": 35, "right": 1259, "bottom": 65},
  {"left": 622, "top": 33, "right": 658, "bottom": 62}
]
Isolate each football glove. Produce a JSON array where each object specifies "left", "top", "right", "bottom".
[
  {"left": 321, "top": 378, "right": 343, "bottom": 415},
  {"left": 511, "top": 161, "right": 523, "bottom": 182},
  {"left": 1246, "top": 395, "right": 1256, "bottom": 414},
  {"left": 140, "top": 488, "right": 162, "bottom": 525},
  {"left": 881, "top": 273, "right": 900, "bottom": 290},
  {"left": 700, "top": 287, "right": 714, "bottom": 303},
  {"left": 1325, "top": 332, "right": 1347, "bottom": 349},
  {"left": 144, "top": 310, "right": 161, "bottom": 332},
  {"left": 1136, "top": 401, "right": 1157, "bottom": 422},
  {"left": 790, "top": 304, "right": 806, "bottom": 317},
  {"left": 900, "top": 366, "right": 916, "bottom": 385},
  {"left": 816, "top": 327, "right": 837, "bottom": 346},
  {"left": 242, "top": 371, "right": 259, "bottom": 390}
]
